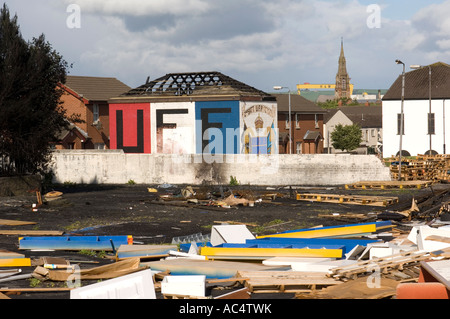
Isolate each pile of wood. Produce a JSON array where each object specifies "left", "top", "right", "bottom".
[{"left": 389, "top": 154, "right": 450, "bottom": 182}]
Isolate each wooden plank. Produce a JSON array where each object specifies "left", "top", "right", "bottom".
[
  {"left": 296, "top": 193, "right": 398, "bottom": 207},
  {"left": 0, "top": 219, "right": 37, "bottom": 226},
  {"left": 236, "top": 270, "right": 342, "bottom": 294},
  {"left": 0, "top": 287, "right": 72, "bottom": 293},
  {"left": 345, "top": 181, "right": 433, "bottom": 190},
  {"left": 0, "top": 230, "right": 63, "bottom": 236}
]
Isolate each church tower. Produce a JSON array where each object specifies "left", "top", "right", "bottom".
[{"left": 335, "top": 38, "right": 351, "bottom": 99}]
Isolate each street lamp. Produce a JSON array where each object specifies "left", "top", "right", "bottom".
[
  {"left": 274, "top": 86, "right": 292, "bottom": 154},
  {"left": 410, "top": 64, "right": 432, "bottom": 155},
  {"left": 396, "top": 59, "right": 405, "bottom": 181}
]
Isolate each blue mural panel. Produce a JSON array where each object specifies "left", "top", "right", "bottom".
[{"left": 195, "top": 101, "right": 240, "bottom": 154}]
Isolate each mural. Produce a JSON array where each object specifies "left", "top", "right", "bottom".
[
  {"left": 109, "top": 103, "right": 151, "bottom": 153},
  {"left": 241, "top": 103, "right": 278, "bottom": 155},
  {"left": 195, "top": 101, "right": 240, "bottom": 154},
  {"left": 109, "top": 100, "right": 277, "bottom": 156}
]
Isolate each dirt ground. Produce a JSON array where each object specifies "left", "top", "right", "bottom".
[{"left": 1, "top": 181, "right": 449, "bottom": 300}]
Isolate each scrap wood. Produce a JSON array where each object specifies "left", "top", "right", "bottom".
[
  {"left": 0, "top": 292, "right": 10, "bottom": 299},
  {"left": 0, "top": 219, "right": 37, "bottom": 226},
  {"left": 328, "top": 250, "right": 431, "bottom": 281},
  {"left": 43, "top": 191, "right": 63, "bottom": 201},
  {"left": 32, "top": 257, "right": 147, "bottom": 282},
  {"left": 214, "top": 287, "right": 251, "bottom": 299},
  {"left": 426, "top": 235, "right": 450, "bottom": 244},
  {"left": 296, "top": 276, "right": 400, "bottom": 299},
  {"left": 0, "top": 287, "right": 72, "bottom": 294},
  {"left": 345, "top": 180, "right": 434, "bottom": 190},
  {"left": 0, "top": 230, "right": 63, "bottom": 236},
  {"left": 236, "top": 270, "right": 342, "bottom": 294},
  {"left": 296, "top": 193, "right": 399, "bottom": 207}
]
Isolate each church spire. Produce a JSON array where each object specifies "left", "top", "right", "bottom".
[{"left": 335, "top": 38, "right": 351, "bottom": 99}]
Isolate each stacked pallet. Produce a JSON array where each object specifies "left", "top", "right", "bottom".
[{"left": 389, "top": 154, "right": 450, "bottom": 182}]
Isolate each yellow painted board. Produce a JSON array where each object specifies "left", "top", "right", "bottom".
[
  {"left": 0, "top": 258, "right": 32, "bottom": 267},
  {"left": 200, "top": 247, "right": 343, "bottom": 259},
  {"left": 257, "top": 223, "right": 377, "bottom": 239}
]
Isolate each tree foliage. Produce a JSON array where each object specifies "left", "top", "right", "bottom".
[
  {"left": 0, "top": 4, "right": 71, "bottom": 176},
  {"left": 330, "top": 124, "right": 362, "bottom": 152}
]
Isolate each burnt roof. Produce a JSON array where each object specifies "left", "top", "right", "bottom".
[
  {"left": 63, "top": 76, "right": 131, "bottom": 102},
  {"left": 117, "top": 71, "right": 274, "bottom": 101},
  {"left": 383, "top": 62, "right": 450, "bottom": 100}
]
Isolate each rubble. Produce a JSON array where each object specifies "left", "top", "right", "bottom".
[{"left": 1, "top": 182, "right": 450, "bottom": 300}]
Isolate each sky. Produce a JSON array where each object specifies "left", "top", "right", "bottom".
[{"left": 5, "top": 0, "right": 450, "bottom": 93}]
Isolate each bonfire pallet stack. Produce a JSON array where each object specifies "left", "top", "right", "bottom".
[{"left": 389, "top": 154, "right": 450, "bottom": 182}]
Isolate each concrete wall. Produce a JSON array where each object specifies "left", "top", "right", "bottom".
[{"left": 49, "top": 150, "right": 391, "bottom": 186}]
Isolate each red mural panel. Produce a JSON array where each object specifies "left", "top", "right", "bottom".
[{"left": 109, "top": 103, "right": 151, "bottom": 154}]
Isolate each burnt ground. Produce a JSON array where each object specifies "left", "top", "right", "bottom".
[{"left": 1, "top": 181, "right": 449, "bottom": 300}]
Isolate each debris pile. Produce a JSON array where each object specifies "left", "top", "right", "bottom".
[
  {"left": 1, "top": 183, "right": 450, "bottom": 300},
  {"left": 388, "top": 154, "right": 450, "bottom": 182}
]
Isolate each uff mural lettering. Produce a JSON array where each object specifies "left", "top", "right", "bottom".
[
  {"left": 151, "top": 103, "right": 195, "bottom": 154},
  {"left": 195, "top": 101, "right": 240, "bottom": 155},
  {"left": 109, "top": 103, "right": 151, "bottom": 153}
]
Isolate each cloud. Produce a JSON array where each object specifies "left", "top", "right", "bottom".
[
  {"left": 406, "top": 0, "right": 450, "bottom": 58},
  {"left": 65, "top": 0, "right": 211, "bottom": 17},
  {"left": 42, "top": 0, "right": 449, "bottom": 90}
]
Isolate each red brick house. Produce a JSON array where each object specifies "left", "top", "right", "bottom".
[
  {"left": 55, "top": 76, "right": 130, "bottom": 150},
  {"left": 274, "top": 93, "right": 326, "bottom": 154}
]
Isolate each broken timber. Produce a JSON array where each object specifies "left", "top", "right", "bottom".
[
  {"left": 345, "top": 180, "right": 433, "bottom": 190},
  {"left": 327, "top": 250, "right": 431, "bottom": 281},
  {"left": 296, "top": 193, "right": 398, "bottom": 207},
  {"left": 236, "top": 270, "right": 342, "bottom": 294}
]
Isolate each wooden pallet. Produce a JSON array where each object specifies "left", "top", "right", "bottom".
[
  {"left": 236, "top": 270, "right": 342, "bottom": 294},
  {"left": 328, "top": 250, "right": 430, "bottom": 281},
  {"left": 296, "top": 193, "right": 398, "bottom": 207},
  {"left": 389, "top": 155, "right": 450, "bottom": 182},
  {"left": 345, "top": 180, "right": 433, "bottom": 190}
]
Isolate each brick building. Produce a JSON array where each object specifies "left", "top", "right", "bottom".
[
  {"left": 274, "top": 94, "right": 326, "bottom": 154},
  {"left": 55, "top": 76, "right": 130, "bottom": 149}
]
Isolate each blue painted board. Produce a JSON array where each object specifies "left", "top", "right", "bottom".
[{"left": 19, "top": 235, "right": 130, "bottom": 251}]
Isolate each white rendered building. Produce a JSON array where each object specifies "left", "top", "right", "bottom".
[{"left": 382, "top": 62, "right": 450, "bottom": 157}]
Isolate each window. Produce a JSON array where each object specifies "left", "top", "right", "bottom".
[
  {"left": 397, "top": 113, "right": 405, "bottom": 135},
  {"left": 315, "top": 114, "right": 319, "bottom": 129},
  {"left": 285, "top": 115, "right": 290, "bottom": 129},
  {"left": 342, "top": 78, "right": 347, "bottom": 90},
  {"left": 295, "top": 113, "right": 300, "bottom": 129},
  {"left": 428, "top": 113, "right": 435, "bottom": 135},
  {"left": 94, "top": 143, "right": 106, "bottom": 150},
  {"left": 93, "top": 104, "right": 99, "bottom": 123},
  {"left": 296, "top": 142, "right": 302, "bottom": 155}
]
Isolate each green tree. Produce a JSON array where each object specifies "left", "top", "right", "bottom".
[
  {"left": 0, "top": 4, "right": 72, "bottom": 175},
  {"left": 330, "top": 124, "right": 362, "bottom": 152}
]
